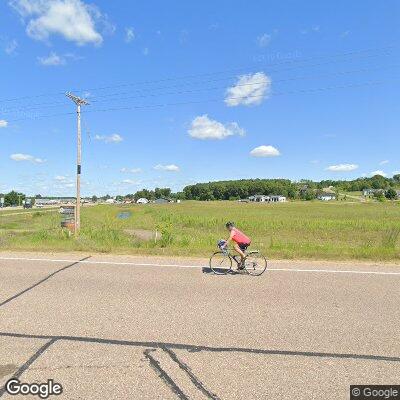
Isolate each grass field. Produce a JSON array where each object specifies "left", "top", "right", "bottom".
[{"left": 1, "top": 201, "right": 400, "bottom": 261}]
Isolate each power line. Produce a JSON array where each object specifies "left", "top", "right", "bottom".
[
  {"left": 6, "top": 78, "right": 399, "bottom": 123},
  {"left": 63, "top": 44, "right": 399, "bottom": 94},
  {"left": 0, "top": 44, "right": 397, "bottom": 104},
  {"left": 1, "top": 62, "right": 398, "bottom": 114}
]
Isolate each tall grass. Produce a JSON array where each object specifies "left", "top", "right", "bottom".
[{"left": 0, "top": 201, "right": 399, "bottom": 261}]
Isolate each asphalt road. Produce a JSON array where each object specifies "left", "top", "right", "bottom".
[{"left": 0, "top": 252, "right": 399, "bottom": 399}]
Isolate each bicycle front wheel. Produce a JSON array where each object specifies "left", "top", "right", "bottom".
[
  {"left": 244, "top": 251, "right": 268, "bottom": 276},
  {"left": 209, "top": 251, "right": 232, "bottom": 275}
]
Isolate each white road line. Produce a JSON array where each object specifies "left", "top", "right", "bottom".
[
  {"left": 270, "top": 267, "right": 400, "bottom": 276},
  {"left": 0, "top": 256, "right": 400, "bottom": 276}
]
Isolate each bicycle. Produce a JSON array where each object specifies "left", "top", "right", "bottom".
[{"left": 209, "top": 243, "right": 268, "bottom": 276}]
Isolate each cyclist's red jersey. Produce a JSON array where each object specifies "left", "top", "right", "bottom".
[{"left": 231, "top": 228, "right": 251, "bottom": 245}]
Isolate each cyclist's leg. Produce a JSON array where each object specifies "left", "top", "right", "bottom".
[{"left": 233, "top": 243, "right": 246, "bottom": 266}]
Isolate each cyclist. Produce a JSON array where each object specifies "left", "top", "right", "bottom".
[{"left": 223, "top": 222, "right": 251, "bottom": 269}]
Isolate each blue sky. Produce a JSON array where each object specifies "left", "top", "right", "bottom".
[{"left": 0, "top": 0, "right": 399, "bottom": 196}]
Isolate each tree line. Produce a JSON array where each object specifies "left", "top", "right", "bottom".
[
  {"left": 182, "top": 174, "right": 400, "bottom": 201},
  {"left": 2, "top": 174, "right": 399, "bottom": 205}
]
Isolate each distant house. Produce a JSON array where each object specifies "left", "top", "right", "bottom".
[
  {"left": 363, "top": 189, "right": 384, "bottom": 197},
  {"left": 317, "top": 193, "right": 336, "bottom": 201},
  {"left": 269, "top": 195, "right": 286, "bottom": 203},
  {"left": 35, "top": 198, "right": 64, "bottom": 206},
  {"left": 136, "top": 198, "right": 149, "bottom": 204},
  {"left": 248, "top": 195, "right": 286, "bottom": 203},
  {"left": 105, "top": 198, "right": 116, "bottom": 204},
  {"left": 248, "top": 195, "right": 269, "bottom": 202},
  {"left": 363, "top": 189, "right": 374, "bottom": 196},
  {"left": 154, "top": 198, "right": 170, "bottom": 204}
]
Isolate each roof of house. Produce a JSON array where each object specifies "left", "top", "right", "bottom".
[{"left": 318, "top": 193, "right": 335, "bottom": 197}]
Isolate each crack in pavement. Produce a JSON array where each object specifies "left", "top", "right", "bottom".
[
  {"left": 143, "top": 348, "right": 189, "bottom": 400},
  {"left": 162, "top": 346, "right": 220, "bottom": 400}
]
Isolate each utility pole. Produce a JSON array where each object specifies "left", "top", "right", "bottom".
[{"left": 65, "top": 92, "right": 89, "bottom": 235}]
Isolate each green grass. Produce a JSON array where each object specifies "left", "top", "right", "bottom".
[{"left": 0, "top": 201, "right": 399, "bottom": 261}]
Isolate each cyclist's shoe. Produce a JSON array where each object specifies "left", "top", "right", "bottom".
[{"left": 237, "top": 263, "right": 245, "bottom": 270}]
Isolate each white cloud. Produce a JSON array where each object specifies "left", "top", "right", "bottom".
[
  {"left": 121, "top": 167, "right": 142, "bottom": 173},
  {"left": 154, "top": 164, "right": 180, "bottom": 172},
  {"left": 38, "top": 52, "right": 65, "bottom": 66},
  {"left": 121, "top": 179, "right": 140, "bottom": 185},
  {"left": 95, "top": 133, "right": 123, "bottom": 143},
  {"left": 225, "top": 72, "right": 271, "bottom": 106},
  {"left": 188, "top": 115, "right": 245, "bottom": 140},
  {"left": 326, "top": 164, "right": 359, "bottom": 172},
  {"left": 0, "top": 120, "right": 8, "bottom": 128},
  {"left": 10, "top": 153, "right": 45, "bottom": 163},
  {"left": 125, "top": 27, "right": 135, "bottom": 43},
  {"left": 250, "top": 145, "right": 280, "bottom": 157},
  {"left": 379, "top": 160, "right": 389, "bottom": 165},
  {"left": 10, "top": 0, "right": 103, "bottom": 46},
  {"left": 257, "top": 33, "right": 271, "bottom": 47},
  {"left": 54, "top": 175, "right": 73, "bottom": 182},
  {"left": 370, "top": 170, "right": 387, "bottom": 177},
  {"left": 5, "top": 39, "right": 18, "bottom": 55}
]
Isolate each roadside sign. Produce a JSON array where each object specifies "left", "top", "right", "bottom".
[
  {"left": 60, "top": 206, "right": 75, "bottom": 233},
  {"left": 59, "top": 206, "right": 75, "bottom": 215}
]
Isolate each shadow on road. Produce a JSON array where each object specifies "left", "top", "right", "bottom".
[
  {"left": 0, "top": 256, "right": 91, "bottom": 308},
  {"left": 202, "top": 267, "right": 243, "bottom": 276},
  {"left": 1, "top": 330, "right": 399, "bottom": 399}
]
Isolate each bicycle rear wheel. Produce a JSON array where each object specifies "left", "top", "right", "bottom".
[
  {"left": 244, "top": 251, "right": 267, "bottom": 276},
  {"left": 209, "top": 251, "right": 232, "bottom": 275}
]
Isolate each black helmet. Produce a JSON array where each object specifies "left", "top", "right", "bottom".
[{"left": 225, "top": 221, "right": 235, "bottom": 228}]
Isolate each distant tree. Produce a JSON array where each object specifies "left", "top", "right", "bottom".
[
  {"left": 35, "top": 194, "right": 42, "bottom": 199},
  {"left": 154, "top": 187, "right": 171, "bottom": 198},
  {"left": 175, "top": 191, "right": 186, "bottom": 200},
  {"left": 374, "top": 191, "right": 385, "bottom": 201},
  {"left": 393, "top": 174, "right": 400, "bottom": 184},
  {"left": 385, "top": 188, "right": 397, "bottom": 200},
  {"left": 134, "top": 189, "right": 155, "bottom": 201},
  {"left": 91, "top": 195, "right": 98, "bottom": 202},
  {"left": 5, "top": 190, "right": 25, "bottom": 206},
  {"left": 299, "top": 189, "right": 316, "bottom": 201},
  {"left": 371, "top": 175, "right": 390, "bottom": 189}
]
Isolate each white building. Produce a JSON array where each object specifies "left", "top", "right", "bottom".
[
  {"left": 136, "top": 198, "right": 149, "bottom": 204},
  {"left": 248, "top": 195, "right": 269, "bottom": 202},
  {"left": 317, "top": 193, "right": 336, "bottom": 201},
  {"left": 248, "top": 195, "right": 286, "bottom": 203},
  {"left": 269, "top": 195, "right": 287, "bottom": 203}
]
